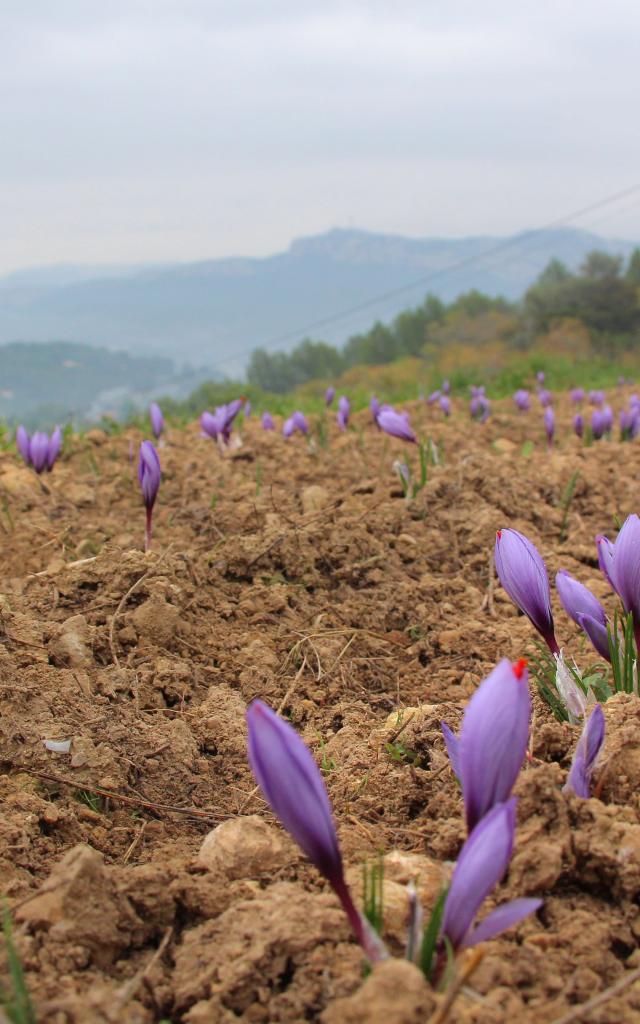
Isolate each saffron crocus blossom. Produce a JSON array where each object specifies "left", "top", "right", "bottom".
[
  {"left": 589, "top": 389, "right": 605, "bottom": 406},
  {"left": 596, "top": 535, "right": 615, "bottom": 589},
  {"left": 376, "top": 407, "right": 417, "bottom": 443},
  {"left": 16, "top": 425, "right": 30, "bottom": 465},
  {"left": 620, "top": 408, "right": 640, "bottom": 441},
  {"left": 441, "top": 800, "right": 541, "bottom": 952},
  {"left": 495, "top": 529, "right": 559, "bottom": 653},
  {"left": 325, "top": 386, "right": 336, "bottom": 407},
  {"left": 247, "top": 700, "right": 386, "bottom": 963},
  {"left": 544, "top": 406, "right": 554, "bottom": 448},
  {"left": 577, "top": 613, "right": 611, "bottom": 662},
  {"left": 438, "top": 395, "right": 451, "bottom": 417},
  {"left": 47, "top": 426, "right": 62, "bottom": 470},
  {"left": 30, "top": 432, "right": 52, "bottom": 473},
  {"left": 442, "top": 379, "right": 451, "bottom": 394},
  {"left": 337, "top": 395, "right": 350, "bottom": 430},
  {"left": 427, "top": 389, "right": 441, "bottom": 405},
  {"left": 138, "top": 441, "right": 161, "bottom": 551},
  {"left": 563, "top": 704, "right": 605, "bottom": 798},
  {"left": 536, "top": 370, "right": 545, "bottom": 384},
  {"left": 513, "top": 389, "right": 530, "bottom": 412},
  {"left": 201, "top": 401, "right": 243, "bottom": 444},
  {"left": 442, "top": 659, "right": 530, "bottom": 832},
  {"left": 538, "top": 389, "right": 552, "bottom": 407},
  {"left": 292, "top": 410, "right": 309, "bottom": 434},
  {"left": 570, "top": 387, "right": 585, "bottom": 404},
  {"left": 470, "top": 385, "right": 485, "bottom": 398},
  {"left": 600, "top": 514, "right": 640, "bottom": 648},
  {"left": 573, "top": 414, "right": 584, "bottom": 439},
  {"left": 370, "top": 395, "right": 380, "bottom": 421},
  {"left": 556, "top": 570, "right": 606, "bottom": 630},
  {"left": 283, "top": 417, "right": 296, "bottom": 438},
  {"left": 470, "top": 395, "right": 490, "bottom": 422},
  {"left": 261, "top": 411, "right": 275, "bottom": 431},
  {"left": 149, "top": 402, "right": 164, "bottom": 439}
]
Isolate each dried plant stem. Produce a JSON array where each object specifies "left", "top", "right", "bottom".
[
  {"left": 427, "top": 947, "right": 485, "bottom": 1024},
  {"left": 548, "top": 965, "right": 640, "bottom": 1024},
  {"left": 112, "top": 926, "right": 173, "bottom": 1011}
]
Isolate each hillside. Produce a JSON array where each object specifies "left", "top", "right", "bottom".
[{"left": 0, "top": 227, "right": 636, "bottom": 372}]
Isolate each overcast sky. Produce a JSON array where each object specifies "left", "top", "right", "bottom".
[{"left": 1, "top": 0, "right": 639, "bottom": 273}]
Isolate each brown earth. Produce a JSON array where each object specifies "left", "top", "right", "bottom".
[{"left": 0, "top": 395, "right": 639, "bottom": 1023}]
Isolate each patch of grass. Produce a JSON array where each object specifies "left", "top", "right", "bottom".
[{"left": 0, "top": 905, "right": 36, "bottom": 1024}]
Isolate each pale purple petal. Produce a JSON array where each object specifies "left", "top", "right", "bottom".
[
  {"left": 463, "top": 899, "right": 542, "bottom": 948},
  {"left": 556, "top": 571, "right": 606, "bottom": 627},
  {"left": 564, "top": 704, "right": 605, "bottom": 798},
  {"left": 441, "top": 722, "right": 461, "bottom": 781},
  {"left": 376, "top": 408, "right": 417, "bottom": 443},
  {"left": 494, "top": 529, "right": 557, "bottom": 652},
  {"left": 610, "top": 514, "right": 640, "bottom": 620},
  {"left": 29, "top": 432, "right": 50, "bottom": 474},
  {"left": 577, "top": 613, "right": 611, "bottom": 663},
  {"left": 16, "top": 425, "right": 31, "bottom": 466}
]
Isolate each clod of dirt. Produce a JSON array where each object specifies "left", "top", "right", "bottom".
[
  {"left": 130, "top": 592, "right": 182, "bottom": 647},
  {"left": 47, "top": 614, "right": 94, "bottom": 668},
  {"left": 510, "top": 764, "right": 572, "bottom": 892},
  {"left": 198, "top": 815, "right": 291, "bottom": 879},
  {"left": 598, "top": 692, "right": 640, "bottom": 810},
  {"left": 321, "top": 959, "right": 436, "bottom": 1024},
  {"left": 302, "top": 485, "right": 331, "bottom": 515},
  {"left": 16, "top": 844, "right": 137, "bottom": 967}
]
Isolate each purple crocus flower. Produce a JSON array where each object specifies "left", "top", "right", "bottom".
[
  {"left": 577, "top": 613, "right": 611, "bottom": 662},
  {"left": 16, "top": 425, "right": 31, "bottom": 466},
  {"left": 589, "top": 389, "right": 605, "bottom": 407},
  {"left": 427, "top": 389, "right": 442, "bottom": 405},
  {"left": 442, "top": 379, "right": 451, "bottom": 395},
  {"left": 441, "top": 800, "right": 541, "bottom": 953},
  {"left": 536, "top": 371, "right": 545, "bottom": 384},
  {"left": 201, "top": 401, "right": 243, "bottom": 443},
  {"left": 439, "top": 395, "right": 451, "bottom": 417},
  {"left": 149, "top": 402, "right": 164, "bottom": 439},
  {"left": 573, "top": 414, "right": 584, "bottom": 439},
  {"left": 244, "top": 400, "right": 251, "bottom": 418},
  {"left": 570, "top": 388, "right": 585, "bottom": 404},
  {"left": 376, "top": 407, "right": 417, "bottom": 443},
  {"left": 563, "top": 704, "right": 605, "bottom": 798},
  {"left": 556, "top": 571, "right": 606, "bottom": 629},
  {"left": 470, "top": 395, "right": 490, "bottom": 422},
  {"left": 619, "top": 409, "right": 639, "bottom": 441},
  {"left": 337, "top": 395, "right": 350, "bottom": 431},
  {"left": 538, "top": 389, "right": 552, "bottom": 408},
  {"left": 596, "top": 534, "right": 615, "bottom": 589},
  {"left": 513, "top": 389, "right": 530, "bottom": 412},
  {"left": 325, "top": 386, "right": 336, "bottom": 407},
  {"left": 442, "top": 659, "right": 530, "bottom": 832},
  {"left": 138, "top": 441, "right": 161, "bottom": 551},
  {"left": 600, "top": 514, "right": 640, "bottom": 648},
  {"left": 495, "top": 529, "right": 559, "bottom": 653},
  {"left": 247, "top": 700, "right": 386, "bottom": 963},
  {"left": 47, "top": 426, "right": 62, "bottom": 470},
  {"left": 601, "top": 405, "right": 614, "bottom": 434},
  {"left": 544, "top": 407, "right": 554, "bottom": 449},
  {"left": 292, "top": 410, "right": 309, "bottom": 434},
  {"left": 261, "top": 411, "right": 275, "bottom": 431},
  {"left": 470, "top": 385, "right": 486, "bottom": 398},
  {"left": 29, "top": 432, "right": 50, "bottom": 474},
  {"left": 370, "top": 395, "right": 380, "bottom": 421},
  {"left": 282, "top": 416, "right": 295, "bottom": 438}
]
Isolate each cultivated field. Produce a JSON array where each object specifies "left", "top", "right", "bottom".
[{"left": 1, "top": 395, "right": 639, "bottom": 1023}]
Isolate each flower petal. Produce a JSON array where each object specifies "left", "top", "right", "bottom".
[{"left": 463, "top": 898, "right": 542, "bottom": 948}]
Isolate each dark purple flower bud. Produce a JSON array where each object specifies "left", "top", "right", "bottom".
[
  {"left": 370, "top": 395, "right": 380, "bottom": 421},
  {"left": 544, "top": 406, "right": 554, "bottom": 448},
  {"left": 570, "top": 387, "right": 585, "bottom": 404},
  {"left": 596, "top": 534, "right": 615, "bottom": 588},
  {"left": 427, "top": 389, "right": 441, "bottom": 405},
  {"left": 149, "top": 402, "right": 164, "bottom": 439},
  {"left": 376, "top": 407, "right": 417, "bottom": 443},
  {"left": 247, "top": 700, "right": 386, "bottom": 962},
  {"left": 573, "top": 413, "right": 584, "bottom": 438},
  {"left": 538, "top": 389, "right": 552, "bottom": 407},
  {"left": 441, "top": 800, "right": 541, "bottom": 951},
  {"left": 563, "top": 704, "right": 605, "bottom": 798},
  {"left": 16, "top": 425, "right": 31, "bottom": 466},
  {"left": 261, "top": 411, "right": 275, "bottom": 431},
  {"left": 513, "top": 389, "right": 530, "bottom": 412},
  {"left": 577, "top": 613, "right": 611, "bottom": 662},
  {"left": 495, "top": 529, "right": 559, "bottom": 653},
  {"left": 29, "top": 432, "right": 50, "bottom": 474},
  {"left": 325, "top": 386, "right": 336, "bottom": 407},
  {"left": 536, "top": 370, "right": 545, "bottom": 384},
  {"left": 138, "top": 441, "right": 161, "bottom": 551},
  {"left": 442, "top": 659, "right": 530, "bottom": 832},
  {"left": 292, "top": 410, "right": 309, "bottom": 434},
  {"left": 338, "top": 395, "right": 350, "bottom": 428},
  {"left": 601, "top": 405, "right": 614, "bottom": 434},
  {"left": 438, "top": 395, "right": 451, "bottom": 417},
  {"left": 442, "top": 379, "right": 451, "bottom": 394},
  {"left": 283, "top": 416, "right": 295, "bottom": 438},
  {"left": 555, "top": 570, "right": 606, "bottom": 628},
  {"left": 47, "top": 426, "right": 62, "bottom": 470},
  {"left": 591, "top": 409, "right": 605, "bottom": 440}
]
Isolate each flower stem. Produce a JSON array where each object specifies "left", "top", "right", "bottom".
[
  {"left": 331, "top": 876, "right": 388, "bottom": 965},
  {"left": 144, "top": 508, "right": 153, "bottom": 552}
]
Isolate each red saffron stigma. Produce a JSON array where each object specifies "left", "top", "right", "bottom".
[
  {"left": 512, "top": 658, "right": 527, "bottom": 679},
  {"left": 496, "top": 530, "right": 502, "bottom": 539}
]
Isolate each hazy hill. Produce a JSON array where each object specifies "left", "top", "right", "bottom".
[{"left": 0, "top": 227, "right": 636, "bottom": 374}]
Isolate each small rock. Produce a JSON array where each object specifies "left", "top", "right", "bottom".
[{"left": 198, "top": 815, "right": 290, "bottom": 879}]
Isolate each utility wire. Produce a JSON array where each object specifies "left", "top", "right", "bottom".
[{"left": 207, "top": 182, "right": 640, "bottom": 369}]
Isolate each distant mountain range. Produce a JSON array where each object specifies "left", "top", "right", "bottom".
[{"left": 1, "top": 227, "right": 637, "bottom": 375}]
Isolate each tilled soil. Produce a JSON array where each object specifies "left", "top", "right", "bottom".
[{"left": 0, "top": 397, "right": 639, "bottom": 1023}]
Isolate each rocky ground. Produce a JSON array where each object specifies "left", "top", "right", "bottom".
[{"left": 0, "top": 395, "right": 639, "bottom": 1023}]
